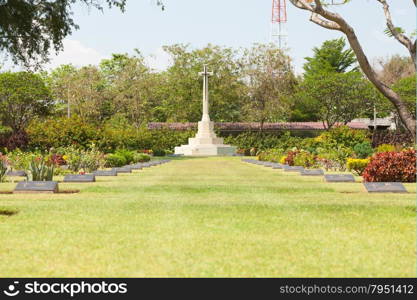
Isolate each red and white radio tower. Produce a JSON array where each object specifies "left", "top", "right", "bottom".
[{"left": 271, "top": 0, "right": 287, "bottom": 48}]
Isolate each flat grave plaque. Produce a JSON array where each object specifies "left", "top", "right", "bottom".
[
  {"left": 283, "top": 166, "right": 304, "bottom": 172},
  {"left": 364, "top": 182, "right": 408, "bottom": 193},
  {"left": 64, "top": 174, "right": 95, "bottom": 183},
  {"left": 324, "top": 174, "right": 355, "bottom": 182},
  {"left": 301, "top": 169, "right": 324, "bottom": 176},
  {"left": 113, "top": 167, "right": 132, "bottom": 174},
  {"left": 7, "top": 170, "right": 27, "bottom": 177},
  {"left": 128, "top": 164, "right": 143, "bottom": 170},
  {"left": 14, "top": 181, "right": 59, "bottom": 194},
  {"left": 93, "top": 170, "right": 117, "bottom": 177}
]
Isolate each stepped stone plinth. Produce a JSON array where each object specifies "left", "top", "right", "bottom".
[{"left": 175, "top": 65, "right": 236, "bottom": 157}]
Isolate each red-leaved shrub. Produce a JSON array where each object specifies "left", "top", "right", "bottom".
[
  {"left": 362, "top": 150, "right": 416, "bottom": 183},
  {"left": 285, "top": 150, "right": 300, "bottom": 166}
]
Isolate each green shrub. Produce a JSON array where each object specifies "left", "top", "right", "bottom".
[
  {"left": 62, "top": 147, "right": 83, "bottom": 172},
  {"left": 224, "top": 132, "right": 305, "bottom": 152},
  {"left": 60, "top": 145, "right": 105, "bottom": 172},
  {"left": 27, "top": 116, "right": 195, "bottom": 153},
  {"left": 316, "top": 145, "right": 354, "bottom": 171},
  {"left": 353, "top": 142, "right": 373, "bottom": 159},
  {"left": 258, "top": 149, "right": 285, "bottom": 162},
  {"left": 293, "top": 151, "right": 318, "bottom": 168},
  {"left": 152, "top": 149, "right": 166, "bottom": 157},
  {"left": 0, "top": 154, "right": 8, "bottom": 182},
  {"left": 53, "top": 167, "right": 73, "bottom": 176},
  {"left": 315, "top": 126, "right": 370, "bottom": 150},
  {"left": 81, "top": 145, "right": 106, "bottom": 172},
  {"left": 375, "top": 144, "right": 396, "bottom": 153},
  {"left": 316, "top": 157, "right": 343, "bottom": 172},
  {"left": 114, "top": 149, "right": 135, "bottom": 165},
  {"left": 105, "top": 154, "right": 127, "bottom": 168},
  {"left": 27, "top": 116, "right": 98, "bottom": 150},
  {"left": 347, "top": 158, "right": 370, "bottom": 176},
  {"left": 6, "top": 149, "right": 34, "bottom": 170},
  {"left": 133, "top": 153, "right": 151, "bottom": 163}
]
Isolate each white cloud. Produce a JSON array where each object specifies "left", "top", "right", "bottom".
[
  {"left": 145, "top": 47, "right": 172, "bottom": 71},
  {"left": 46, "top": 39, "right": 106, "bottom": 70}
]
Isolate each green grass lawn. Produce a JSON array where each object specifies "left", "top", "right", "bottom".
[{"left": 0, "top": 157, "right": 415, "bottom": 277}]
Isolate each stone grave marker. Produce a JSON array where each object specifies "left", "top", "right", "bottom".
[
  {"left": 324, "top": 174, "right": 355, "bottom": 182},
  {"left": 64, "top": 174, "right": 95, "bottom": 183},
  {"left": 113, "top": 167, "right": 132, "bottom": 174},
  {"left": 7, "top": 170, "right": 27, "bottom": 177},
  {"left": 14, "top": 181, "right": 59, "bottom": 194},
  {"left": 128, "top": 164, "right": 143, "bottom": 170},
  {"left": 300, "top": 169, "right": 324, "bottom": 176},
  {"left": 364, "top": 182, "right": 408, "bottom": 193},
  {"left": 93, "top": 170, "right": 118, "bottom": 177},
  {"left": 283, "top": 166, "right": 304, "bottom": 172}
]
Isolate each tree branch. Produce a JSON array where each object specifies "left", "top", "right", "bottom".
[
  {"left": 310, "top": 13, "right": 341, "bottom": 30},
  {"left": 289, "top": 0, "right": 417, "bottom": 138},
  {"left": 377, "top": 0, "right": 416, "bottom": 68}
]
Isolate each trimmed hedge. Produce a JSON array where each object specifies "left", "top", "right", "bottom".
[{"left": 27, "top": 117, "right": 195, "bottom": 153}]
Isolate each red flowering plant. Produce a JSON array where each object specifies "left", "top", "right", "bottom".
[
  {"left": 362, "top": 150, "right": 416, "bottom": 183},
  {"left": 49, "top": 154, "right": 67, "bottom": 166},
  {"left": 139, "top": 150, "right": 153, "bottom": 155}
]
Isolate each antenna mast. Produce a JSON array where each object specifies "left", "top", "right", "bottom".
[{"left": 271, "top": 0, "right": 287, "bottom": 48}]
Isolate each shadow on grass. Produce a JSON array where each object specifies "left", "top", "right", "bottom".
[{"left": 0, "top": 208, "right": 18, "bottom": 216}]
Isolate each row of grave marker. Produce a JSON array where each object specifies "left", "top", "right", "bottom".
[
  {"left": 242, "top": 159, "right": 408, "bottom": 194},
  {"left": 13, "top": 160, "right": 171, "bottom": 194}
]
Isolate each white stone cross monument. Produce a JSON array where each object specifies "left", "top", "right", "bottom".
[{"left": 174, "top": 65, "right": 236, "bottom": 156}]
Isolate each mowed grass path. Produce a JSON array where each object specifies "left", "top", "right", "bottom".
[{"left": 0, "top": 157, "right": 415, "bottom": 277}]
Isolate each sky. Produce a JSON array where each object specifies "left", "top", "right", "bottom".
[{"left": 21, "top": 1, "right": 417, "bottom": 74}]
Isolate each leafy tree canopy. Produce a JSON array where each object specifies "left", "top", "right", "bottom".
[
  {"left": 303, "top": 38, "right": 358, "bottom": 77},
  {"left": 392, "top": 75, "right": 416, "bottom": 119},
  {"left": 294, "top": 71, "right": 381, "bottom": 128},
  {"left": 0, "top": 0, "right": 126, "bottom": 68},
  {"left": 0, "top": 71, "right": 52, "bottom": 132}
]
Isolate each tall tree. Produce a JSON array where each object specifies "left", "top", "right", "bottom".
[
  {"left": 240, "top": 44, "right": 297, "bottom": 130},
  {"left": 392, "top": 76, "right": 416, "bottom": 119},
  {"left": 0, "top": 71, "right": 52, "bottom": 133},
  {"left": 48, "top": 65, "right": 109, "bottom": 122},
  {"left": 297, "top": 71, "right": 382, "bottom": 129},
  {"left": 46, "top": 64, "right": 78, "bottom": 117},
  {"left": 304, "top": 37, "right": 357, "bottom": 77},
  {"left": 100, "top": 52, "right": 161, "bottom": 126},
  {"left": 377, "top": 55, "right": 415, "bottom": 86},
  {"left": 289, "top": 0, "right": 416, "bottom": 138},
  {"left": 0, "top": 0, "right": 126, "bottom": 68},
  {"left": 161, "top": 44, "right": 246, "bottom": 122}
]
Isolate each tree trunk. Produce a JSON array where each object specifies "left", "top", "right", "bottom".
[
  {"left": 288, "top": 0, "right": 416, "bottom": 140},
  {"left": 344, "top": 28, "right": 416, "bottom": 138}
]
